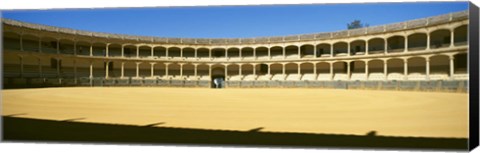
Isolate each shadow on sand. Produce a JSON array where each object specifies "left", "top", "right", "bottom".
[{"left": 2, "top": 116, "right": 467, "bottom": 150}]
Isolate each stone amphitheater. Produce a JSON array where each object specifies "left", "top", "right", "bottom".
[{"left": 2, "top": 10, "right": 469, "bottom": 91}]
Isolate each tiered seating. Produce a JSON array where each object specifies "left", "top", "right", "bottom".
[
  {"left": 285, "top": 74, "right": 301, "bottom": 81},
  {"left": 285, "top": 55, "right": 298, "bottom": 59},
  {"left": 387, "top": 73, "right": 404, "bottom": 81},
  {"left": 429, "top": 73, "right": 449, "bottom": 80},
  {"left": 185, "top": 75, "right": 199, "bottom": 81},
  {"left": 271, "top": 55, "right": 283, "bottom": 59},
  {"left": 407, "top": 73, "right": 426, "bottom": 80},
  {"left": 228, "top": 75, "right": 243, "bottom": 81},
  {"left": 350, "top": 73, "right": 367, "bottom": 81},
  {"left": 271, "top": 74, "right": 286, "bottom": 81},
  {"left": 335, "top": 53, "right": 348, "bottom": 57},
  {"left": 199, "top": 75, "right": 210, "bottom": 81},
  {"left": 320, "top": 54, "right": 331, "bottom": 57},
  {"left": 333, "top": 73, "right": 348, "bottom": 81},
  {"left": 256, "top": 75, "right": 271, "bottom": 81},
  {"left": 256, "top": 56, "right": 269, "bottom": 60},
  {"left": 368, "top": 73, "right": 385, "bottom": 81},
  {"left": 317, "top": 74, "right": 331, "bottom": 80},
  {"left": 243, "top": 75, "right": 257, "bottom": 81},
  {"left": 355, "top": 52, "right": 366, "bottom": 55},
  {"left": 301, "top": 74, "right": 316, "bottom": 81}
]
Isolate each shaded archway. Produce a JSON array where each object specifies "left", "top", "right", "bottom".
[
  {"left": 168, "top": 47, "right": 181, "bottom": 58},
  {"left": 241, "top": 47, "right": 254, "bottom": 59},
  {"left": 408, "top": 33, "right": 427, "bottom": 51},
  {"left": 367, "top": 60, "right": 384, "bottom": 80},
  {"left": 154, "top": 46, "right": 167, "bottom": 57},
  {"left": 333, "top": 42, "right": 348, "bottom": 56},
  {"left": 183, "top": 47, "right": 195, "bottom": 59},
  {"left": 108, "top": 44, "right": 122, "bottom": 57},
  {"left": 350, "top": 61, "right": 366, "bottom": 81},
  {"left": 22, "top": 34, "right": 40, "bottom": 52},
  {"left": 227, "top": 48, "right": 240, "bottom": 59},
  {"left": 316, "top": 62, "right": 330, "bottom": 80},
  {"left": 197, "top": 48, "right": 209, "bottom": 59},
  {"left": 429, "top": 55, "right": 449, "bottom": 80},
  {"left": 386, "top": 58, "right": 404, "bottom": 80},
  {"left": 454, "top": 25, "right": 468, "bottom": 46},
  {"left": 316, "top": 43, "right": 331, "bottom": 57},
  {"left": 407, "top": 57, "right": 426, "bottom": 80},
  {"left": 387, "top": 36, "right": 405, "bottom": 53},
  {"left": 270, "top": 46, "right": 283, "bottom": 59},
  {"left": 430, "top": 29, "right": 451, "bottom": 49},
  {"left": 285, "top": 45, "right": 298, "bottom": 59},
  {"left": 3, "top": 32, "right": 21, "bottom": 51},
  {"left": 138, "top": 46, "right": 151, "bottom": 58},
  {"left": 368, "top": 38, "right": 385, "bottom": 54},
  {"left": 350, "top": 40, "right": 366, "bottom": 55},
  {"left": 256, "top": 47, "right": 268, "bottom": 59},
  {"left": 300, "top": 44, "right": 314, "bottom": 58}
]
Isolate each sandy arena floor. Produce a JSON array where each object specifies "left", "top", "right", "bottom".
[{"left": 1, "top": 87, "right": 468, "bottom": 138}]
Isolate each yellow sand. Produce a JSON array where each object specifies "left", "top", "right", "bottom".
[{"left": 1, "top": 87, "right": 468, "bottom": 138}]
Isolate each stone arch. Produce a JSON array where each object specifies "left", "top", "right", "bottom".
[
  {"left": 333, "top": 42, "right": 348, "bottom": 56},
  {"left": 430, "top": 29, "right": 451, "bottom": 49},
  {"left": 350, "top": 40, "right": 366, "bottom": 55},
  {"left": 387, "top": 35, "right": 405, "bottom": 53},
  {"left": 454, "top": 25, "right": 468, "bottom": 46},
  {"left": 368, "top": 38, "right": 385, "bottom": 54}
]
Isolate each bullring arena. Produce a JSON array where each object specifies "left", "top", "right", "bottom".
[{"left": 1, "top": 10, "right": 470, "bottom": 142}]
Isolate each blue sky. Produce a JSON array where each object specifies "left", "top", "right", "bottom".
[{"left": 2, "top": 2, "right": 468, "bottom": 38}]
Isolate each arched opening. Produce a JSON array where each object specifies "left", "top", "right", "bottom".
[
  {"left": 333, "top": 42, "right": 348, "bottom": 56},
  {"left": 285, "top": 63, "right": 298, "bottom": 81},
  {"left": 454, "top": 25, "right": 468, "bottom": 46},
  {"left": 316, "top": 43, "right": 331, "bottom": 57},
  {"left": 168, "top": 47, "right": 181, "bottom": 58},
  {"left": 270, "top": 46, "right": 283, "bottom": 59},
  {"left": 368, "top": 60, "right": 384, "bottom": 80},
  {"left": 138, "top": 46, "right": 151, "bottom": 58},
  {"left": 256, "top": 47, "right": 269, "bottom": 59},
  {"left": 386, "top": 58, "right": 404, "bottom": 80},
  {"left": 110, "top": 61, "right": 122, "bottom": 78},
  {"left": 168, "top": 63, "right": 181, "bottom": 78},
  {"left": 429, "top": 55, "right": 449, "bottom": 80},
  {"left": 285, "top": 45, "right": 298, "bottom": 59},
  {"left": 350, "top": 61, "right": 366, "bottom": 81},
  {"left": 407, "top": 57, "right": 426, "bottom": 80},
  {"left": 106, "top": 44, "right": 121, "bottom": 57},
  {"left": 3, "top": 32, "right": 21, "bottom": 50},
  {"left": 3, "top": 54, "right": 21, "bottom": 77},
  {"left": 350, "top": 40, "right": 366, "bottom": 55},
  {"left": 316, "top": 62, "right": 330, "bottom": 80},
  {"left": 332, "top": 61, "right": 348, "bottom": 80},
  {"left": 300, "top": 63, "right": 314, "bottom": 80},
  {"left": 138, "top": 62, "right": 150, "bottom": 78},
  {"left": 92, "top": 42, "right": 106, "bottom": 56},
  {"left": 453, "top": 53, "right": 467, "bottom": 75},
  {"left": 408, "top": 33, "right": 427, "bottom": 51},
  {"left": 123, "top": 45, "right": 136, "bottom": 57},
  {"left": 22, "top": 34, "right": 40, "bottom": 52},
  {"left": 196, "top": 64, "right": 209, "bottom": 80},
  {"left": 75, "top": 59, "right": 90, "bottom": 78},
  {"left": 227, "top": 64, "right": 241, "bottom": 80},
  {"left": 183, "top": 63, "right": 195, "bottom": 79},
  {"left": 197, "top": 48, "right": 209, "bottom": 59},
  {"left": 241, "top": 47, "right": 254, "bottom": 59},
  {"left": 430, "top": 29, "right": 451, "bottom": 49},
  {"left": 123, "top": 62, "right": 136, "bottom": 78},
  {"left": 183, "top": 47, "right": 195, "bottom": 59},
  {"left": 242, "top": 64, "right": 254, "bottom": 76},
  {"left": 255, "top": 64, "right": 267, "bottom": 75},
  {"left": 154, "top": 63, "right": 166, "bottom": 77},
  {"left": 40, "top": 36, "right": 58, "bottom": 54},
  {"left": 270, "top": 63, "right": 282, "bottom": 75},
  {"left": 211, "top": 65, "right": 225, "bottom": 88},
  {"left": 300, "top": 44, "right": 314, "bottom": 58},
  {"left": 212, "top": 48, "right": 226, "bottom": 58},
  {"left": 153, "top": 46, "right": 167, "bottom": 57},
  {"left": 58, "top": 39, "right": 75, "bottom": 54},
  {"left": 227, "top": 48, "right": 240, "bottom": 59},
  {"left": 92, "top": 60, "right": 105, "bottom": 78},
  {"left": 387, "top": 36, "right": 405, "bottom": 53},
  {"left": 23, "top": 55, "right": 41, "bottom": 78},
  {"left": 368, "top": 38, "right": 385, "bottom": 54}
]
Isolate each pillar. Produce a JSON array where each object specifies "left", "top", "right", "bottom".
[
  {"left": 253, "top": 64, "right": 257, "bottom": 75},
  {"left": 365, "top": 42, "right": 369, "bottom": 55},
  {"left": 347, "top": 62, "right": 351, "bottom": 80},
  {"left": 105, "top": 61, "right": 109, "bottom": 79},
  {"left": 268, "top": 47, "right": 271, "bottom": 59},
  {"left": 404, "top": 36, "right": 408, "bottom": 52},
  {"left": 282, "top": 47, "right": 286, "bottom": 59},
  {"left": 166, "top": 47, "right": 169, "bottom": 58},
  {"left": 365, "top": 62, "right": 369, "bottom": 79},
  {"left": 282, "top": 64, "right": 285, "bottom": 75},
  {"left": 450, "top": 56, "right": 455, "bottom": 79},
  {"left": 426, "top": 34, "right": 431, "bottom": 50},
  {"left": 384, "top": 38, "right": 388, "bottom": 54},
  {"left": 225, "top": 49, "right": 228, "bottom": 59},
  {"left": 208, "top": 65, "right": 212, "bottom": 76},
  {"left": 383, "top": 61, "right": 387, "bottom": 80},
  {"left": 313, "top": 45, "right": 317, "bottom": 58},
  {"left": 450, "top": 30, "right": 454, "bottom": 47},
  {"left": 150, "top": 63, "right": 156, "bottom": 78},
  {"left": 208, "top": 49, "right": 211, "bottom": 59},
  {"left": 404, "top": 60, "right": 408, "bottom": 80},
  {"left": 89, "top": 44, "right": 93, "bottom": 56},
  {"left": 136, "top": 46, "right": 139, "bottom": 58},
  {"left": 180, "top": 64, "right": 184, "bottom": 77},
  {"left": 298, "top": 46, "right": 301, "bottom": 59},
  {"left": 135, "top": 62, "right": 140, "bottom": 78},
  {"left": 329, "top": 63, "right": 333, "bottom": 80},
  {"left": 224, "top": 65, "right": 228, "bottom": 78},
  {"left": 106, "top": 43, "right": 109, "bottom": 57},
  {"left": 121, "top": 45, "right": 125, "bottom": 57},
  {"left": 194, "top": 48, "right": 198, "bottom": 59},
  {"left": 313, "top": 63, "right": 317, "bottom": 75},
  {"left": 239, "top": 64, "right": 242, "bottom": 76},
  {"left": 165, "top": 63, "right": 170, "bottom": 76},
  {"left": 121, "top": 62, "right": 125, "bottom": 78},
  {"left": 330, "top": 45, "right": 334, "bottom": 57},
  {"left": 426, "top": 58, "right": 430, "bottom": 80},
  {"left": 180, "top": 48, "right": 183, "bottom": 58},
  {"left": 73, "top": 41, "right": 77, "bottom": 55},
  {"left": 56, "top": 58, "right": 61, "bottom": 77},
  {"left": 194, "top": 64, "right": 198, "bottom": 77},
  {"left": 297, "top": 64, "right": 301, "bottom": 75},
  {"left": 89, "top": 61, "right": 93, "bottom": 78},
  {"left": 267, "top": 64, "right": 271, "bottom": 75},
  {"left": 151, "top": 47, "right": 154, "bottom": 57},
  {"left": 347, "top": 43, "right": 351, "bottom": 56},
  {"left": 239, "top": 49, "right": 242, "bottom": 59},
  {"left": 253, "top": 48, "right": 256, "bottom": 59}
]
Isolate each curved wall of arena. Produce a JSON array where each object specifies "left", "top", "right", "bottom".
[{"left": 2, "top": 10, "right": 469, "bottom": 91}]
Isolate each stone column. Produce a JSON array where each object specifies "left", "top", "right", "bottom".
[
  {"left": 151, "top": 46, "right": 154, "bottom": 57},
  {"left": 268, "top": 47, "right": 271, "bottom": 59},
  {"left": 208, "top": 49, "right": 212, "bottom": 59},
  {"left": 384, "top": 38, "right": 388, "bottom": 54},
  {"left": 253, "top": 64, "right": 257, "bottom": 75},
  {"left": 225, "top": 49, "right": 228, "bottom": 59},
  {"left": 282, "top": 47, "right": 286, "bottom": 59},
  {"left": 89, "top": 61, "right": 93, "bottom": 79},
  {"left": 383, "top": 61, "right": 388, "bottom": 80},
  {"left": 105, "top": 61, "right": 109, "bottom": 79},
  {"left": 121, "top": 45, "right": 125, "bottom": 57},
  {"left": 166, "top": 47, "right": 169, "bottom": 58},
  {"left": 136, "top": 46, "right": 139, "bottom": 58},
  {"left": 297, "top": 64, "right": 301, "bottom": 75},
  {"left": 56, "top": 58, "right": 61, "bottom": 78},
  {"left": 121, "top": 62, "right": 125, "bottom": 78},
  {"left": 347, "top": 62, "right": 351, "bottom": 80},
  {"left": 208, "top": 64, "right": 212, "bottom": 76},
  {"left": 89, "top": 44, "right": 93, "bottom": 56},
  {"left": 165, "top": 63, "right": 170, "bottom": 76},
  {"left": 194, "top": 48, "right": 198, "bottom": 59},
  {"left": 267, "top": 64, "right": 271, "bottom": 75},
  {"left": 194, "top": 64, "right": 198, "bottom": 77},
  {"left": 313, "top": 45, "right": 317, "bottom": 58},
  {"left": 135, "top": 62, "right": 140, "bottom": 78},
  {"left": 224, "top": 65, "right": 228, "bottom": 79},
  {"left": 404, "top": 36, "right": 408, "bottom": 52},
  {"left": 426, "top": 58, "right": 430, "bottom": 80},
  {"left": 365, "top": 62, "right": 369, "bottom": 79},
  {"left": 180, "top": 63, "right": 184, "bottom": 77},
  {"left": 106, "top": 43, "right": 109, "bottom": 57},
  {"left": 450, "top": 30, "right": 454, "bottom": 47},
  {"left": 253, "top": 48, "right": 256, "bottom": 59},
  {"left": 297, "top": 47, "right": 301, "bottom": 59},
  {"left": 450, "top": 56, "right": 455, "bottom": 79},
  {"left": 56, "top": 39, "right": 60, "bottom": 54},
  {"left": 239, "top": 49, "right": 242, "bottom": 60},
  {"left": 404, "top": 60, "right": 408, "bottom": 80},
  {"left": 180, "top": 48, "right": 183, "bottom": 58},
  {"left": 239, "top": 64, "right": 242, "bottom": 76},
  {"left": 330, "top": 45, "right": 334, "bottom": 57},
  {"left": 282, "top": 64, "right": 285, "bottom": 75},
  {"left": 150, "top": 63, "right": 156, "bottom": 78},
  {"left": 329, "top": 63, "right": 333, "bottom": 80}
]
